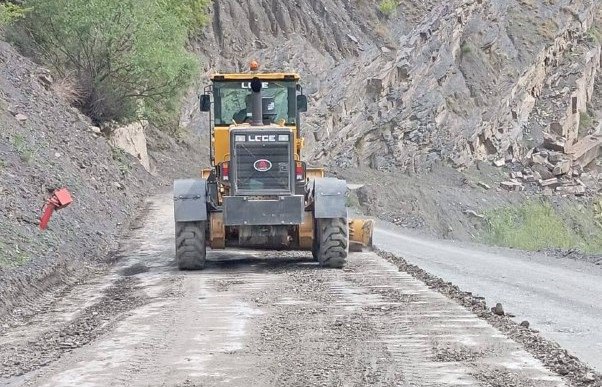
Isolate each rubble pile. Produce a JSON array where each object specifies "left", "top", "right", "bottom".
[{"left": 500, "top": 132, "right": 601, "bottom": 196}]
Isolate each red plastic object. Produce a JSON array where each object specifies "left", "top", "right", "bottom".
[{"left": 40, "top": 188, "right": 73, "bottom": 230}]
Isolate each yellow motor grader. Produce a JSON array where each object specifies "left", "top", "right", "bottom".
[{"left": 173, "top": 62, "right": 373, "bottom": 269}]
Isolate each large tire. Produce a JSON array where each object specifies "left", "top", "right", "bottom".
[
  {"left": 316, "top": 218, "right": 348, "bottom": 268},
  {"left": 175, "top": 221, "right": 207, "bottom": 270},
  {"left": 311, "top": 219, "right": 319, "bottom": 261}
]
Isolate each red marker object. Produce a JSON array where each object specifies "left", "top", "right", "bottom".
[{"left": 40, "top": 188, "right": 73, "bottom": 230}]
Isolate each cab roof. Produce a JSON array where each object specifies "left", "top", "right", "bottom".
[{"left": 210, "top": 72, "right": 300, "bottom": 81}]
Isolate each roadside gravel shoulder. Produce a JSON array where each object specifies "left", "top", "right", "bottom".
[{"left": 375, "top": 249, "right": 602, "bottom": 387}]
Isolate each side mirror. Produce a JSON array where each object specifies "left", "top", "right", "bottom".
[
  {"left": 297, "top": 95, "right": 308, "bottom": 113},
  {"left": 200, "top": 94, "right": 211, "bottom": 112}
]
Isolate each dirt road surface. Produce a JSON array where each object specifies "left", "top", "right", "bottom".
[
  {"left": 374, "top": 225, "right": 602, "bottom": 372},
  {"left": 1, "top": 195, "right": 567, "bottom": 386}
]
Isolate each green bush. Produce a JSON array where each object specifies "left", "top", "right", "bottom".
[
  {"left": 378, "top": 0, "right": 398, "bottom": 16},
  {"left": 12, "top": 0, "right": 207, "bottom": 129},
  {"left": 483, "top": 200, "right": 602, "bottom": 254},
  {"left": 0, "top": 3, "right": 28, "bottom": 27}
]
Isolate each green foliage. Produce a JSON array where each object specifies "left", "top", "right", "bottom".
[
  {"left": 594, "top": 196, "right": 602, "bottom": 226},
  {"left": 168, "top": 0, "right": 211, "bottom": 34},
  {"left": 10, "top": 134, "right": 34, "bottom": 163},
  {"left": 0, "top": 3, "right": 29, "bottom": 27},
  {"left": 579, "top": 111, "right": 593, "bottom": 130},
  {"left": 461, "top": 42, "right": 472, "bottom": 54},
  {"left": 14, "top": 0, "right": 205, "bottom": 129},
  {"left": 483, "top": 200, "right": 602, "bottom": 254},
  {"left": 588, "top": 26, "right": 602, "bottom": 43},
  {"left": 0, "top": 241, "right": 31, "bottom": 268},
  {"left": 378, "top": 0, "right": 397, "bottom": 16},
  {"left": 111, "top": 147, "right": 132, "bottom": 175}
]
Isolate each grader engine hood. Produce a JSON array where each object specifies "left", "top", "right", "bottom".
[
  {"left": 229, "top": 128, "right": 295, "bottom": 196},
  {"left": 223, "top": 127, "right": 304, "bottom": 227}
]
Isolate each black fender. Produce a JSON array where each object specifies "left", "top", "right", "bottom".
[
  {"left": 173, "top": 179, "right": 208, "bottom": 222},
  {"left": 311, "top": 177, "right": 348, "bottom": 219}
]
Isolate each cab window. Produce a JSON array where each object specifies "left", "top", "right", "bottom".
[{"left": 213, "top": 80, "right": 297, "bottom": 125}]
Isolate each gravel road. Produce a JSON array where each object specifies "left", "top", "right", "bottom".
[
  {"left": 374, "top": 224, "right": 602, "bottom": 372},
  {"left": 0, "top": 195, "right": 568, "bottom": 386}
]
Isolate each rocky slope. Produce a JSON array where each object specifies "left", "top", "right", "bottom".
[
  {"left": 184, "top": 0, "right": 601, "bottom": 243},
  {"left": 190, "top": 0, "right": 600, "bottom": 188}
]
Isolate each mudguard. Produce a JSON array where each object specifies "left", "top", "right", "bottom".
[
  {"left": 173, "top": 179, "right": 208, "bottom": 222},
  {"left": 312, "top": 177, "right": 348, "bottom": 219}
]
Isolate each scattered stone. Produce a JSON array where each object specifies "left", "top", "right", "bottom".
[
  {"left": 520, "top": 320, "right": 530, "bottom": 328},
  {"left": 14, "top": 113, "right": 28, "bottom": 123},
  {"left": 567, "top": 135, "right": 601, "bottom": 168},
  {"left": 531, "top": 153, "right": 548, "bottom": 165},
  {"left": 500, "top": 181, "right": 523, "bottom": 191},
  {"left": 493, "top": 158, "right": 506, "bottom": 167},
  {"left": 533, "top": 164, "right": 555, "bottom": 180},
  {"left": 539, "top": 177, "right": 559, "bottom": 187},
  {"left": 558, "top": 366, "right": 569, "bottom": 376},
  {"left": 89, "top": 126, "right": 101, "bottom": 134},
  {"left": 552, "top": 160, "right": 572, "bottom": 176},
  {"left": 556, "top": 185, "right": 586, "bottom": 196},
  {"left": 548, "top": 151, "right": 564, "bottom": 163},
  {"left": 492, "top": 303, "right": 504, "bottom": 316},
  {"left": 112, "top": 182, "right": 124, "bottom": 190},
  {"left": 583, "top": 372, "right": 596, "bottom": 382},
  {"left": 477, "top": 181, "right": 491, "bottom": 190},
  {"left": 38, "top": 73, "right": 54, "bottom": 90},
  {"left": 463, "top": 209, "right": 484, "bottom": 219},
  {"left": 543, "top": 132, "right": 566, "bottom": 152}
]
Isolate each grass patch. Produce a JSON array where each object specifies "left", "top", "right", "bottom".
[
  {"left": 111, "top": 147, "right": 132, "bottom": 175},
  {"left": 587, "top": 26, "right": 602, "bottom": 43},
  {"left": 482, "top": 200, "right": 602, "bottom": 254},
  {"left": 579, "top": 111, "right": 593, "bottom": 130},
  {"left": 378, "top": 0, "right": 397, "bottom": 16},
  {"left": 9, "top": 134, "right": 34, "bottom": 163},
  {"left": 461, "top": 42, "right": 472, "bottom": 55},
  {"left": 0, "top": 241, "right": 30, "bottom": 268}
]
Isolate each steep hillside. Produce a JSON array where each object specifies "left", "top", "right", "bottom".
[
  {"left": 190, "top": 0, "right": 600, "bottom": 174},
  {"left": 186, "top": 0, "right": 600, "bottom": 244},
  {"left": 0, "top": 40, "right": 205, "bottom": 321}
]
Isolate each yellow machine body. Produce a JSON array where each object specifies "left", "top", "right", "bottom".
[{"left": 202, "top": 70, "right": 372, "bottom": 251}]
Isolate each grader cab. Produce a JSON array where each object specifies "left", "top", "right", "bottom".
[{"left": 173, "top": 62, "right": 373, "bottom": 270}]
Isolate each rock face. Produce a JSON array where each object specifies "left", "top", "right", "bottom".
[
  {"left": 191, "top": 0, "right": 601, "bottom": 180},
  {"left": 107, "top": 121, "right": 152, "bottom": 173}
]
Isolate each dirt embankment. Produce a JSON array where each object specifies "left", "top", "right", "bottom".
[{"left": 0, "top": 40, "right": 206, "bottom": 327}]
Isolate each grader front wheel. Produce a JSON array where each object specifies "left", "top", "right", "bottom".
[
  {"left": 175, "top": 221, "right": 207, "bottom": 270},
  {"left": 315, "top": 218, "right": 348, "bottom": 269}
]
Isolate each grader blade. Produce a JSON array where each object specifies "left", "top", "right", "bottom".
[{"left": 349, "top": 218, "right": 374, "bottom": 252}]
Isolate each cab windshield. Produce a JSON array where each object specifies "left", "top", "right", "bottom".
[{"left": 213, "top": 80, "right": 297, "bottom": 126}]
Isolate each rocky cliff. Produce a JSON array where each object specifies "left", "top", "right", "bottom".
[{"left": 190, "top": 0, "right": 600, "bottom": 193}]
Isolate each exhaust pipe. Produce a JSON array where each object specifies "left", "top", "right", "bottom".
[{"left": 250, "top": 78, "right": 263, "bottom": 126}]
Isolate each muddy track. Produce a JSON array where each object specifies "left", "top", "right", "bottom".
[{"left": 0, "top": 195, "right": 572, "bottom": 386}]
